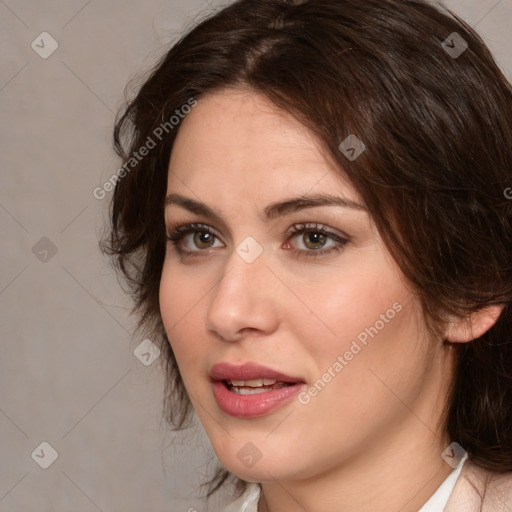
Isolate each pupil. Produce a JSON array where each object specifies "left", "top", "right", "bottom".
[
  {"left": 305, "top": 232, "right": 325, "bottom": 249},
  {"left": 195, "top": 231, "right": 213, "bottom": 248}
]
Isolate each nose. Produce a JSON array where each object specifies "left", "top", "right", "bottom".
[{"left": 205, "top": 248, "right": 280, "bottom": 342}]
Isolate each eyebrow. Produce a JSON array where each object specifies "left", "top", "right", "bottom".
[{"left": 164, "top": 192, "right": 366, "bottom": 221}]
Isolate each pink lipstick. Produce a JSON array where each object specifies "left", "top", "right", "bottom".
[{"left": 210, "top": 362, "right": 305, "bottom": 418}]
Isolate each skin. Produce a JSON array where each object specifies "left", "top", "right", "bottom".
[{"left": 159, "top": 88, "right": 488, "bottom": 512}]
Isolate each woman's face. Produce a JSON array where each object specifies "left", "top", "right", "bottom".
[{"left": 160, "top": 88, "right": 452, "bottom": 483}]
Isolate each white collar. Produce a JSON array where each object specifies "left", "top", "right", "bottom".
[
  {"left": 418, "top": 457, "right": 468, "bottom": 512},
  {"left": 224, "top": 482, "right": 260, "bottom": 512}
]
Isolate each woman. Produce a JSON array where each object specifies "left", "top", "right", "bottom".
[{"left": 104, "top": 0, "right": 512, "bottom": 510}]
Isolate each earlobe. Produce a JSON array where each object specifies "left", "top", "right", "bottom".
[{"left": 444, "top": 305, "right": 504, "bottom": 343}]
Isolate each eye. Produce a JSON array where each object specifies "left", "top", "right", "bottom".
[
  {"left": 285, "top": 223, "right": 349, "bottom": 258},
  {"left": 166, "top": 222, "right": 349, "bottom": 260},
  {"left": 166, "top": 223, "right": 224, "bottom": 255},
  {"left": 293, "top": 231, "right": 332, "bottom": 250}
]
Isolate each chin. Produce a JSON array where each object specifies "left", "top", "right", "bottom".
[{"left": 216, "top": 448, "right": 301, "bottom": 483}]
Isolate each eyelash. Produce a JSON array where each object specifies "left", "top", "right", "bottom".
[{"left": 165, "top": 222, "right": 349, "bottom": 259}]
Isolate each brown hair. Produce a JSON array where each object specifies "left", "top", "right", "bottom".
[{"left": 104, "top": 0, "right": 512, "bottom": 501}]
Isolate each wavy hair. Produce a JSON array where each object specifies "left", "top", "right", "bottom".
[{"left": 103, "top": 0, "right": 512, "bottom": 502}]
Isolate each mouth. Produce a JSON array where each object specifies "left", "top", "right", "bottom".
[
  {"left": 210, "top": 362, "right": 306, "bottom": 418},
  {"left": 223, "top": 378, "right": 295, "bottom": 395}
]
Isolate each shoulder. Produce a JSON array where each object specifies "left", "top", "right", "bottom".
[{"left": 445, "top": 460, "right": 512, "bottom": 511}]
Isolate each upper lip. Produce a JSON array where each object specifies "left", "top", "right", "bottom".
[{"left": 210, "top": 362, "right": 304, "bottom": 383}]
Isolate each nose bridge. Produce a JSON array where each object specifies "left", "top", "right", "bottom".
[
  {"left": 205, "top": 240, "right": 278, "bottom": 340},
  {"left": 216, "top": 234, "right": 269, "bottom": 294},
  {"left": 212, "top": 243, "right": 268, "bottom": 308}
]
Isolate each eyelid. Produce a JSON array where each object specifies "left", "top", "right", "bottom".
[
  {"left": 285, "top": 222, "right": 349, "bottom": 241},
  {"left": 166, "top": 221, "right": 225, "bottom": 241},
  {"left": 284, "top": 223, "right": 349, "bottom": 256},
  {"left": 166, "top": 221, "right": 350, "bottom": 259},
  {"left": 165, "top": 220, "right": 348, "bottom": 241}
]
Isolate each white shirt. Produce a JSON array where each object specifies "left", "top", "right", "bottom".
[
  {"left": 224, "top": 458, "right": 468, "bottom": 512},
  {"left": 418, "top": 457, "right": 467, "bottom": 512}
]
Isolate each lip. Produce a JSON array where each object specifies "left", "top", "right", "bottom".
[
  {"left": 210, "top": 362, "right": 304, "bottom": 383},
  {"left": 210, "top": 362, "right": 305, "bottom": 418}
]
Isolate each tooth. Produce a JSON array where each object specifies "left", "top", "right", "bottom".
[
  {"left": 228, "top": 378, "right": 267, "bottom": 387},
  {"left": 244, "top": 378, "right": 263, "bottom": 387},
  {"left": 228, "top": 378, "right": 280, "bottom": 387},
  {"left": 233, "top": 387, "right": 268, "bottom": 395}
]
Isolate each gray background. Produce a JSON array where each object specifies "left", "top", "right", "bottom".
[{"left": 0, "top": 1, "right": 511, "bottom": 510}]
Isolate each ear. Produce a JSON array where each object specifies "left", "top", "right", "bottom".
[{"left": 444, "top": 305, "right": 504, "bottom": 343}]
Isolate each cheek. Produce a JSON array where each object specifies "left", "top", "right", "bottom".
[
  {"left": 292, "top": 300, "right": 429, "bottom": 455},
  {"left": 159, "top": 265, "right": 179, "bottom": 334},
  {"left": 286, "top": 257, "right": 411, "bottom": 356},
  {"left": 159, "top": 257, "right": 210, "bottom": 325},
  {"left": 159, "top": 263, "right": 205, "bottom": 369},
  {"left": 315, "top": 298, "right": 426, "bottom": 406},
  {"left": 290, "top": 260, "right": 428, "bottom": 418}
]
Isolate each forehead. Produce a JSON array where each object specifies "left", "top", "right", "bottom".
[{"left": 167, "top": 88, "right": 361, "bottom": 205}]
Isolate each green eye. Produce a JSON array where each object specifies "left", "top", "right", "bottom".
[
  {"left": 301, "top": 231, "right": 328, "bottom": 250},
  {"left": 166, "top": 222, "right": 349, "bottom": 259},
  {"left": 192, "top": 231, "right": 216, "bottom": 249},
  {"left": 286, "top": 223, "right": 348, "bottom": 258}
]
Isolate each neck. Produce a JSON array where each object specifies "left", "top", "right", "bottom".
[{"left": 258, "top": 430, "right": 454, "bottom": 512}]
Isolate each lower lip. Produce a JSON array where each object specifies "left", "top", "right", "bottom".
[{"left": 212, "top": 381, "right": 305, "bottom": 418}]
